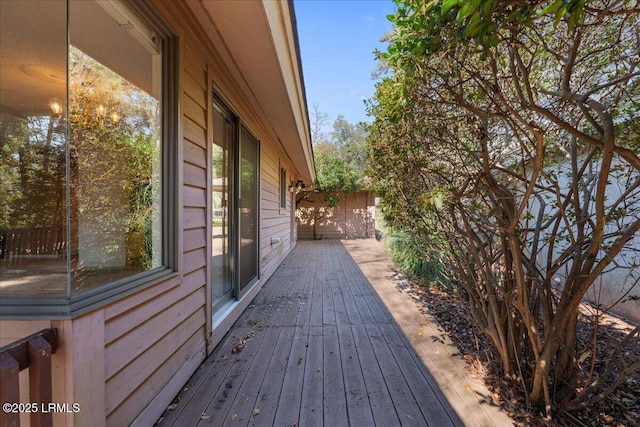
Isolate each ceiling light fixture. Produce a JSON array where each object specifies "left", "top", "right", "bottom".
[{"left": 49, "top": 98, "right": 63, "bottom": 116}]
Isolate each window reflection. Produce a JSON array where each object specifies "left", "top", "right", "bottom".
[
  {"left": 68, "top": 45, "right": 161, "bottom": 292},
  {"left": 0, "top": 0, "right": 68, "bottom": 296},
  {"left": 211, "top": 101, "right": 233, "bottom": 310},
  {"left": 0, "top": 113, "right": 68, "bottom": 295},
  {"left": 0, "top": 0, "right": 164, "bottom": 298},
  {"left": 239, "top": 127, "right": 258, "bottom": 291}
]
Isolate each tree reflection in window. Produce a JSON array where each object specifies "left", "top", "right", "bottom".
[
  {"left": 0, "top": 0, "right": 167, "bottom": 301},
  {"left": 69, "top": 46, "right": 161, "bottom": 291}
]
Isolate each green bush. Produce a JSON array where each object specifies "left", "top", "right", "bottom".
[{"left": 384, "top": 228, "right": 449, "bottom": 287}]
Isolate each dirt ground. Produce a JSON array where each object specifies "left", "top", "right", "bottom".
[{"left": 403, "top": 276, "right": 640, "bottom": 427}]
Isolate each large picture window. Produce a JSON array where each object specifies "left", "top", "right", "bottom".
[{"left": 0, "top": 0, "right": 176, "bottom": 316}]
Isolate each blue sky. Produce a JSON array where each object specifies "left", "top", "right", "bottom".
[{"left": 294, "top": 0, "right": 395, "bottom": 130}]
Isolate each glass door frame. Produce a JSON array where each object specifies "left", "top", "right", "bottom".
[
  {"left": 210, "top": 91, "right": 260, "bottom": 315},
  {"left": 211, "top": 94, "right": 236, "bottom": 315},
  {"left": 237, "top": 124, "right": 260, "bottom": 299}
]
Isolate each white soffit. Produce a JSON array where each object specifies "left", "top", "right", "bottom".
[{"left": 188, "top": 0, "right": 315, "bottom": 183}]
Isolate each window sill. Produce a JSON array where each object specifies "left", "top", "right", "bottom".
[{"left": 0, "top": 267, "right": 179, "bottom": 320}]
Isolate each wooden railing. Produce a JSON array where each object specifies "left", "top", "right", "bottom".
[
  {"left": 0, "top": 226, "right": 66, "bottom": 260},
  {"left": 0, "top": 328, "right": 58, "bottom": 427}
]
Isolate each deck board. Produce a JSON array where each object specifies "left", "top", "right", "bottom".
[
  {"left": 364, "top": 322, "right": 426, "bottom": 426},
  {"left": 351, "top": 323, "right": 402, "bottom": 426},
  {"left": 337, "top": 324, "right": 375, "bottom": 426},
  {"left": 322, "top": 325, "right": 348, "bottom": 426},
  {"left": 158, "top": 240, "right": 512, "bottom": 427},
  {"left": 272, "top": 325, "right": 309, "bottom": 426},
  {"left": 299, "top": 325, "right": 324, "bottom": 426}
]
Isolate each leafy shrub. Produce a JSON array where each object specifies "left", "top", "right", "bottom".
[{"left": 384, "top": 228, "right": 449, "bottom": 287}]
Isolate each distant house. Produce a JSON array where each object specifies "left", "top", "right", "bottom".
[
  {"left": 297, "top": 191, "right": 376, "bottom": 240},
  {"left": 0, "top": 1, "right": 314, "bottom": 425}
]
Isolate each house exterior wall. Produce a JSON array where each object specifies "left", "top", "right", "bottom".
[
  {"left": 297, "top": 191, "right": 376, "bottom": 240},
  {"left": 102, "top": 2, "right": 304, "bottom": 424},
  {"left": 528, "top": 157, "right": 640, "bottom": 323},
  {"left": 260, "top": 147, "right": 297, "bottom": 280},
  {"left": 0, "top": 1, "right": 310, "bottom": 425}
]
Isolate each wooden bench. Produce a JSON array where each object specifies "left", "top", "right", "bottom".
[{"left": 0, "top": 227, "right": 66, "bottom": 260}]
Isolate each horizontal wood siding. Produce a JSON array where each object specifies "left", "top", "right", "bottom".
[
  {"left": 107, "top": 320, "right": 205, "bottom": 426},
  {"left": 103, "top": 39, "right": 209, "bottom": 426},
  {"left": 260, "top": 141, "right": 295, "bottom": 281},
  {"left": 0, "top": 2, "right": 307, "bottom": 425}
]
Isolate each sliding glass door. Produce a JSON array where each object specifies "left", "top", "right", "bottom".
[
  {"left": 211, "top": 95, "right": 259, "bottom": 315},
  {"left": 211, "top": 100, "right": 234, "bottom": 312},
  {"left": 239, "top": 126, "right": 258, "bottom": 293}
]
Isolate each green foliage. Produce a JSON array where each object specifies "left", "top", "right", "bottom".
[
  {"left": 69, "top": 47, "right": 160, "bottom": 269},
  {"left": 384, "top": 0, "right": 586, "bottom": 68},
  {"left": 310, "top": 113, "right": 368, "bottom": 200},
  {"left": 369, "top": 0, "right": 640, "bottom": 417},
  {"left": 384, "top": 228, "right": 449, "bottom": 286},
  {"left": 0, "top": 115, "right": 66, "bottom": 229},
  {"left": 314, "top": 142, "right": 364, "bottom": 200},
  {"left": 300, "top": 112, "right": 369, "bottom": 239},
  {"left": 331, "top": 115, "right": 369, "bottom": 172}
]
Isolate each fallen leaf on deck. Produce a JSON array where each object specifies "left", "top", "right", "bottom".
[{"left": 232, "top": 341, "right": 245, "bottom": 354}]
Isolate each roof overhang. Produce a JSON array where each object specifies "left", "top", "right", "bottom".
[{"left": 187, "top": 0, "right": 315, "bottom": 184}]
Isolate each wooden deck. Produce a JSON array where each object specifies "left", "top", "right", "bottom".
[{"left": 158, "top": 240, "right": 513, "bottom": 427}]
